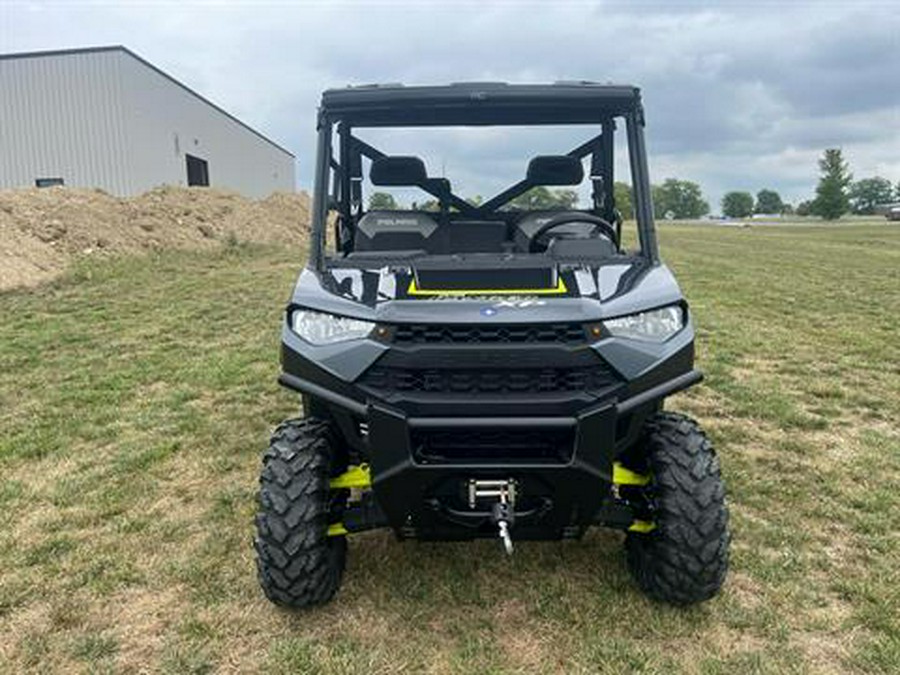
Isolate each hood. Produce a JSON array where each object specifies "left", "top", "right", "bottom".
[{"left": 290, "top": 257, "right": 684, "bottom": 324}]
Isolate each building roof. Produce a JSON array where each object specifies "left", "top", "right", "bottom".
[
  {"left": 0, "top": 45, "right": 294, "bottom": 157},
  {"left": 320, "top": 81, "right": 642, "bottom": 126}
]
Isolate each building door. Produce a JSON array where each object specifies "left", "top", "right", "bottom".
[{"left": 185, "top": 154, "right": 209, "bottom": 186}]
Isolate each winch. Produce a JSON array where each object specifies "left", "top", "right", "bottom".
[{"left": 468, "top": 478, "right": 517, "bottom": 554}]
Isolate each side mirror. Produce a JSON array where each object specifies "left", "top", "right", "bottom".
[{"left": 526, "top": 155, "right": 584, "bottom": 186}]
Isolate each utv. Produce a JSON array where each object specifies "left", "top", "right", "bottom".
[{"left": 255, "top": 82, "right": 729, "bottom": 608}]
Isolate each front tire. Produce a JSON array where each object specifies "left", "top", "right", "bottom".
[
  {"left": 625, "top": 412, "right": 730, "bottom": 605},
  {"left": 254, "top": 418, "right": 346, "bottom": 608}
]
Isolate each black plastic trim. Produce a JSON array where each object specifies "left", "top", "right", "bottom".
[
  {"left": 408, "top": 416, "right": 577, "bottom": 429},
  {"left": 279, "top": 368, "right": 701, "bottom": 421},
  {"left": 615, "top": 369, "right": 703, "bottom": 415},
  {"left": 278, "top": 373, "right": 367, "bottom": 416}
]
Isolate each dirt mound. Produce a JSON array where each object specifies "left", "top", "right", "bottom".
[{"left": 0, "top": 186, "right": 311, "bottom": 291}]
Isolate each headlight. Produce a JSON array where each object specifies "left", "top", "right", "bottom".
[
  {"left": 604, "top": 305, "right": 684, "bottom": 342},
  {"left": 290, "top": 309, "right": 375, "bottom": 345}
]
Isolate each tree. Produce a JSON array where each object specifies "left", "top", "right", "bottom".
[
  {"left": 795, "top": 200, "right": 813, "bottom": 216},
  {"left": 369, "top": 192, "right": 398, "bottom": 210},
  {"left": 414, "top": 199, "right": 439, "bottom": 212},
  {"left": 849, "top": 177, "right": 894, "bottom": 214},
  {"left": 613, "top": 182, "right": 634, "bottom": 220},
  {"left": 721, "top": 191, "right": 755, "bottom": 218},
  {"left": 508, "top": 186, "right": 578, "bottom": 210},
  {"left": 652, "top": 178, "right": 709, "bottom": 220},
  {"left": 811, "top": 149, "right": 852, "bottom": 220},
  {"left": 755, "top": 189, "right": 784, "bottom": 214}
]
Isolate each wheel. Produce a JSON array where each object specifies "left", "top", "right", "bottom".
[
  {"left": 254, "top": 417, "right": 347, "bottom": 608},
  {"left": 625, "top": 412, "right": 730, "bottom": 605}
]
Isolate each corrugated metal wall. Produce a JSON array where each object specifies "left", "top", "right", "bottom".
[
  {"left": 0, "top": 50, "right": 133, "bottom": 194},
  {"left": 118, "top": 52, "right": 295, "bottom": 198},
  {"left": 0, "top": 48, "right": 295, "bottom": 197}
]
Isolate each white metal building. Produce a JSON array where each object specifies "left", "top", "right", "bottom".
[{"left": 0, "top": 46, "right": 295, "bottom": 197}]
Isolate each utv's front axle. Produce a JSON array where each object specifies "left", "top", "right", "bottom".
[{"left": 325, "top": 463, "right": 654, "bottom": 547}]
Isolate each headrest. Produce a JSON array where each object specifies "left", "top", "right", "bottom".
[
  {"left": 370, "top": 156, "right": 428, "bottom": 186},
  {"left": 526, "top": 155, "right": 584, "bottom": 186}
]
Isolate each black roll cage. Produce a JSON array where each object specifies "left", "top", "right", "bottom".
[{"left": 308, "top": 90, "right": 659, "bottom": 268}]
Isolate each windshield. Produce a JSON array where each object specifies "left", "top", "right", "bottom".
[{"left": 312, "top": 116, "right": 657, "bottom": 267}]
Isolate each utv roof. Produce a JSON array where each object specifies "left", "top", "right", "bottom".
[{"left": 320, "top": 81, "right": 642, "bottom": 127}]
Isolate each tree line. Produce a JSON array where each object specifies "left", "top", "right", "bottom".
[
  {"left": 621, "top": 149, "right": 899, "bottom": 221},
  {"left": 719, "top": 150, "right": 900, "bottom": 220},
  {"left": 368, "top": 186, "right": 579, "bottom": 212},
  {"left": 368, "top": 148, "right": 899, "bottom": 221}
]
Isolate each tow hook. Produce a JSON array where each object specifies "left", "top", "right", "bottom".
[
  {"left": 492, "top": 499, "right": 515, "bottom": 555},
  {"left": 469, "top": 479, "right": 517, "bottom": 555}
]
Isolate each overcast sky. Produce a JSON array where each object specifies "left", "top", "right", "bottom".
[{"left": 2, "top": 0, "right": 899, "bottom": 210}]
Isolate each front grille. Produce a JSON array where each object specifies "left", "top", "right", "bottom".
[
  {"left": 392, "top": 322, "right": 587, "bottom": 345},
  {"left": 359, "top": 364, "right": 619, "bottom": 395},
  {"left": 413, "top": 427, "right": 574, "bottom": 464}
]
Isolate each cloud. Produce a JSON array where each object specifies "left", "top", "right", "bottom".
[{"left": 2, "top": 0, "right": 898, "bottom": 208}]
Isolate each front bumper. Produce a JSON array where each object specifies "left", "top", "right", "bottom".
[
  {"left": 367, "top": 402, "right": 613, "bottom": 540},
  {"left": 278, "top": 369, "right": 701, "bottom": 540}
]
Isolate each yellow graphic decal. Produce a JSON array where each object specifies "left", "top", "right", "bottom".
[{"left": 407, "top": 277, "right": 568, "bottom": 297}]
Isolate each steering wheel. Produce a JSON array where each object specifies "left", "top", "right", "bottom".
[{"left": 527, "top": 212, "right": 619, "bottom": 253}]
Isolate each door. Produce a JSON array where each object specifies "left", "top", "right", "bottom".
[{"left": 185, "top": 154, "right": 209, "bottom": 187}]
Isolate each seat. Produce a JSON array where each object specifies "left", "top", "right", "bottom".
[
  {"left": 514, "top": 211, "right": 589, "bottom": 251},
  {"left": 354, "top": 211, "right": 441, "bottom": 253},
  {"left": 515, "top": 211, "right": 617, "bottom": 258},
  {"left": 445, "top": 221, "right": 508, "bottom": 253}
]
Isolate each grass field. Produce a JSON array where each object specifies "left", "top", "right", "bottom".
[{"left": 0, "top": 223, "right": 898, "bottom": 674}]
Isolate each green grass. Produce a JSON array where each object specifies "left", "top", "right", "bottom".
[{"left": 0, "top": 224, "right": 898, "bottom": 673}]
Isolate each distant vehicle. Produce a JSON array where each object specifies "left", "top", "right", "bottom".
[{"left": 874, "top": 203, "right": 900, "bottom": 220}]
